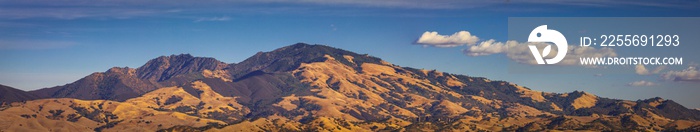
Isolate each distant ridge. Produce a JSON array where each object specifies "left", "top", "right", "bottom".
[{"left": 0, "top": 84, "right": 38, "bottom": 104}]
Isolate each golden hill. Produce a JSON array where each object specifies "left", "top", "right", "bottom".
[{"left": 2, "top": 43, "right": 699, "bottom": 131}]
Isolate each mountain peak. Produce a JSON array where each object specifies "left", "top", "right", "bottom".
[
  {"left": 172, "top": 53, "right": 194, "bottom": 57},
  {"left": 163, "top": 53, "right": 195, "bottom": 60},
  {"left": 272, "top": 43, "right": 348, "bottom": 55},
  {"left": 229, "top": 43, "right": 384, "bottom": 78},
  {"left": 145, "top": 54, "right": 196, "bottom": 67},
  {"left": 569, "top": 90, "right": 594, "bottom": 96},
  {"left": 280, "top": 42, "right": 315, "bottom": 49},
  {"left": 137, "top": 54, "right": 226, "bottom": 81},
  {"left": 106, "top": 67, "right": 136, "bottom": 75}
]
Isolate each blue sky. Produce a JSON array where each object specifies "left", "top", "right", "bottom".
[{"left": 1, "top": 0, "right": 699, "bottom": 108}]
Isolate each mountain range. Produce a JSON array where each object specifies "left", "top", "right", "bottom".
[{"left": 1, "top": 43, "right": 699, "bottom": 131}]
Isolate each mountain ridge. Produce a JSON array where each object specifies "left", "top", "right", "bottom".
[
  {"left": 0, "top": 84, "right": 39, "bottom": 104},
  {"left": 2, "top": 43, "right": 699, "bottom": 131},
  {"left": 29, "top": 54, "right": 227, "bottom": 101}
]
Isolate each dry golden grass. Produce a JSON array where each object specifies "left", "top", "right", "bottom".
[
  {"left": 511, "top": 83, "right": 547, "bottom": 102},
  {"left": 125, "top": 81, "right": 248, "bottom": 121},
  {"left": 307, "top": 117, "right": 367, "bottom": 132},
  {"left": 571, "top": 92, "right": 598, "bottom": 109},
  {"left": 445, "top": 75, "right": 466, "bottom": 87},
  {"left": 0, "top": 98, "right": 219, "bottom": 131},
  {"left": 343, "top": 55, "right": 355, "bottom": 64},
  {"left": 667, "top": 120, "right": 700, "bottom": 130},
  {"left": 202, "top": 69, "right": 232, "bottom": 82},
  {"left": 273, "top": 94, "right": 300, "bottom": 111},
  {"left": 434, "top": 100, "right": 469, "bottom": 116},
  {"left": 207, "top": 118, "right": 273, "bottom": 132},
  {"left": 0, "top": 80, "right": 255, "bottom": 131},
  {"left": 550, "top": 102, "right": 563, "bottom": 111}
]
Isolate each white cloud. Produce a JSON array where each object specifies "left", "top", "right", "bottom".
[
  {"left": 627, "top": 80, "right": 656, "bottom": 86},
  {"left": 416, "top": 31, "right": 479, "bottom": 47},
  {"left": 195, "top": 16, "right": 231, "bottom": 22},
  {"left": 636, "top": 64, "right": 650, "bottom": 75},
  {"left": 462, "top": 39, "right": 617, "bottom": 65},
  {"left": 661, "top": 66, "right": 700, "bottom": 82},
  {"left": 463, "top": 39, "right": 510, "bottom": 56},
  {"left": 635, "top": 64, "right": 666, "bottom": 75}
]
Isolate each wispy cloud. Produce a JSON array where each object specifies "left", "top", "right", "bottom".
[
  {"left": 330, "top": 24, "right": 337, "bottom": 31},
  {"left": 0, "top": 40, "right": 77, "bottom": 50},
  {"left": 635, "top": 64, "right": 666, "bottom": 75},
  {"left": 1, "top": 0, "right": 693, "bottom": 20},
  {"left": 0, "top": 7, "right": 181, "bottom": 20},
  {"left": 661, "top": 66, "right": 700, "bottom": 82},
  {"left": 194, "top": 16, "right": 231, "bottom": 22},
  {"left": 627, "top": 80, "right": 656, "bottom": 86},
  {"left": 230, "top": 0, "right": 699, "bottom": 9}
]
